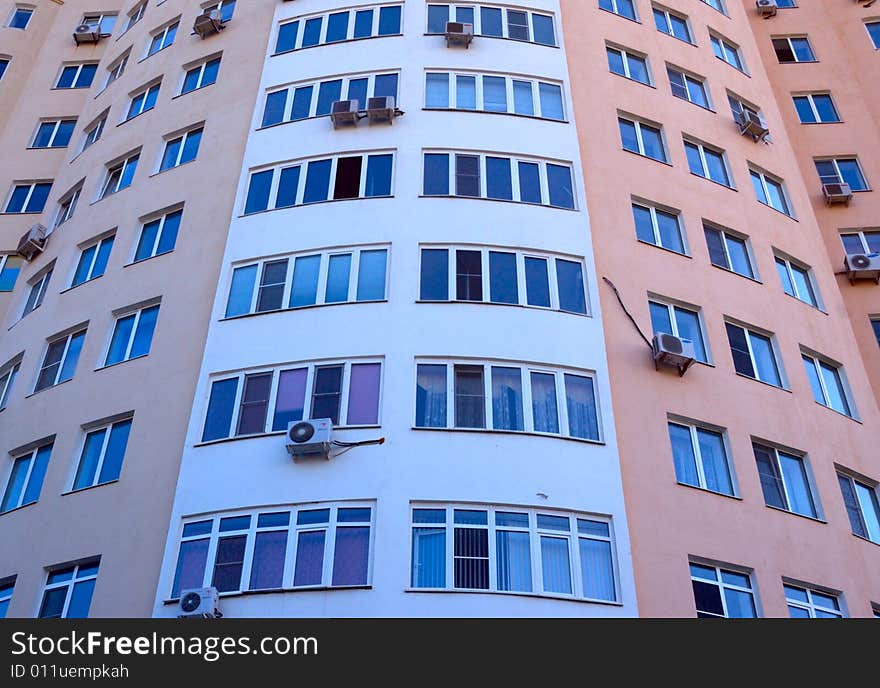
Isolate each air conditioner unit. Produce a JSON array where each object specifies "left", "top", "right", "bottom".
[
  {"left": 844, "top": 253, "right": 880, "bottom": 283},
  {"left": 193, "top": 9, "right": 224, "bottom": 38},
  {"left": 286, "top": 419, "right": 332, "bottom": 461},
  {"left": 823, "top": 182, "right": 853, "bottom": 205},
  {"left": 330, "top": 100, "right": 360, "bottom": 128},
  {"left": 178, "top": 587, "right": 221, "bottom": 618},
  {"left": 756, "top": 0, "right": 778, "bottom": 17},
  {"left": 652, "top": 332, "right": 696, "bottom": 376},
  {"left": 445, "top": 21, "right": 474, "bottom": 48},
  {"left": 17, "top": 224, "right": 48, "bottom": 261},
  {"left": 366, "top": 96, "right": 397, "bottom": 123},
  {"left": 736, "top": 110, "right": 770, "bottom": 141},
  {"left": 73, "top": 23, "right": 102, "bottom": 44}
]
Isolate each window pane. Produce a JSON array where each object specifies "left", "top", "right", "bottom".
[
  {"left": 427, "top": 5, "right": 449, "bottom": 33},
  {"left": 377, "top": 5, "right": 401, "bottom": 35},
  {"left": 819, "top": 362, "right": 850, "bottom": 415},
  {"left": 524, "top": 257, "right": 551, "bottom": 307},
  {"left": 565, "top": 374, "right": 599, "bottom": 440},
  {"left": 725, "top": 236, "right": 753, "bottom": 278},
  {"left": 539, "top": 83, "right": 563, "bottom": 120},
  {"left": 244, "top": 170, "right": 273, "bottom": 214},
  {"left": 249, "top": 531, "right": 286, "bottom": 590},
  {"left": 426, "top": 73, "right": 449, "bottom": 108},
  {"left": 423, "top": 153, "right": 449, "bottom": 195},
  {"left": 303, "top": 159, "right": 332, "bottom": 203},
  {"left": 481, "top": 7, "right": 502, "bottom": 36},
  {"left": 212, "top": 535, "right": 246, "bottom": 592},
  {"left": 172, "top": 539, "right": 209, "bottom": 597},
  {"left": 507, "top": 10, "right": 528, "bottom": 40},
  {"left": 547, "top": 164, "right": 574, "bottom": 208},
  {"left": 202, "top": 378, "right": 238, "bottom": 441},
  {"left": 347, "top": 362, "right": 381, "bottom": 425},
  {"left": 696, "top": 428, "right": 732, "bottom": 495},
  {"left": 97, "top": 419, "right": 131, "bottom": 484},
  {"left": 420, "top": 248, "right": 448, "bottom": 301},
  {"left": 412, "top": 527, "right": 445, "bottom": 587},
  {"left": 356, "top": 249, "right": 386, "bottom": 301},
  {"left": 692, "top": 580, "right": 724, "bottom": 616},
  {"left": 838, "top": 475, "right": 868, "bottom": 538},
  {"left": 272, "top": 367, "right": 307, "bottom": 431},
  {"left": 855, "top": 483, "right": 880, "bottom": 542},
  {"left": 456, "top": 250, "right": 482, "bottom": 301},
  {"left": 456, "top": 75, "right": 476, "bottom": 109},
  {"left": 1, "top": 457, "right": 28, "bottom": 512},
  {"left": 491, "top": 366, "right": 523, "bottom": 431},
  {"left": 290, "top": 86, "right": 313, "bottom": 120},
  {"left": 365, "top": 154, "right": 393, "bottom": 197},
  {"left": 556, "top": 259, "right": 586, "bottom": 314},
  {"left": 454, "top": 527, "right": 489, "bottom": 589},
  {"left": 518, "top": 162, "right": 542, "bottom": 204},
  {"left": 346, "top": 78, "right": 368, "bottom": 109},
  {"left": 332, "top": 526, "right": 370, "bottom": 585},
  {"left": 416, "top": 364, "right": 447, "bottom": 428},
  {"left": 294, "top": 531, "right": 325, "bottom": 586},
  {"left": 754, "top": 444, "right": 786, "bottom": 510},
  {"left": 512, "top": 80, "right": 533, "bottom": 115},
  {"left": 237, "top": 373, "right": 272, "bottom": 435},
  {"left": 531, "top": 372, "right": 559, "bottom": 434},
  {"left": 674, "top": 307, "right": 707, "bottom": 363},
  {"left": 129, "top": 305, "right": 158, "bottom": 359},
  {"left": 540, "top": 536, "right": 572, "bottom": 594},
  {"left": 289, "top": 254, "right": 320, "bottom": 307},
  {"left": 726, "top": 324, "right": 754, "bottom": 377},
  {"left": 455, "top": 155, "right": 480, "bottom": 197},
  {"left": 668, "top": 422, "right": 699, "bottom": 487},
  {"left": 454, "top": 365, "right": 485, "bottom": 428},
  {"left": 532, "top": 14, "right": 555, "bottom": 45},
  {"left": 749, "top": 332, "right": 781, "bottom": 386},
  {"left": 325, "top": 254, "right": 351, "bottom": 303},
  {"left": 274, "top": 166, "right": 300, "bottom": 209},
  {"left": 496, "top": 530, "right": 531, "bottom": 592},
  {"left": 779, "top": 452, "right": 816, "bottom": 518},
  {"left": 353, "top": 10, "right": 373, "bottom": 38},
  {"left": 485, "top": 156, "right": 512, "bottom": 200},
  {"left": 301, "top": 17, "right": 321, "bottom": 47},
  {"left": 488, "top": 251, "right": 517, "bottom": 304},
  {"left": 225, "top": 265, "right": 257, "bottom": 318},
  {"left": 580, "top": 538, "right": 615, "bottom": 601},
  {"left": 311, "top": 365, "right": 343, "bottom": 424},
  {"left": 333, "top": 157, "right": 362, "bottom": 200},
  {"left": 316, "top": 80, "right": 342, "bottom": 116},
  {"left": 325, "top": 11, "right": 348, "bottom": 42}
]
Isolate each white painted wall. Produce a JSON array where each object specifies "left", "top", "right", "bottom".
[{"left": 153, "top": 0, "right": 638, "bottom": 617}]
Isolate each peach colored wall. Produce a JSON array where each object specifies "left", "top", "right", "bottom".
[
  {"left": 0, "top": 0, "right": 275, "bottom": 617},
  {"left": 560, "top": 0, "right": 880, "bottom": 616}
]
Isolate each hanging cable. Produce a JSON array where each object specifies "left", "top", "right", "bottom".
[
  {"left": 330, "top": 437, "right": 386, "bottom": 448},
  {"left": 602, "top": 277, "right": 653, "bottom": 351}
]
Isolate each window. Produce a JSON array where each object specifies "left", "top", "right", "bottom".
[
  {"left": 71, "top": 235, "right": 114, "bottom": 287},
  {"left": 750, "top": 168, "right": 792, "bottom": 215},
  {"left": 0, "top": 578, "right": 13, "bottom": 618},
  {"left": 632, "top": 201, "right": 685, "bottom": 254},
  {"left": 274, "top": 4, "right": 403, "bottom": 54},
  {"left": 690, "top": 563, "right": 756, "bottom": 618},
  {"left": 793, "top": 94, "right": 840, "bottom": 124},
  {"left": 244, "top": 151, "right": 393, "bottom": 214},
  {"left": 711, "top": 34, "right": 745, "bottom": 72},
  {"left": 4, "top": 181, "right": 52, "bottom": 213},
  {"left": 814, "top": 158, "right": 869, "bottom": 192},
  {"left": 727, "top": 94, "right": 763, "bottom": 125},
  {"left": 598, "top": 0, "right": 636, "bottom": 22},
  {"left": 705, "top": 224, "right": 754, "bottom": 279},
  {"left": 99, "top": 152, "right": 139, "bottom": 199},
  {"left": 1, "top": 444, "right": 52, "bottom": 513},
  {"left": 867, "top": 21, "right": 880, "bottom": 49},
  {"left": 80, "top": 113, "right": 106, "bottom": 152},
  {"left": 419, "top": 246, "right": 588, "bottom": 315},
  {"left": 773, "top": 36, "right": 816, "bottom": 63},
  {"left": 202, "top": 359, "right": 382, "bottom": 442},
  {"left": 775, "top": 0, "right": 797, "bottom": 6},
  {"left": 22, "top": 268, "right": 52, "bottom": 317},
  {"left": 31, "top": 119, "right": 76, "bottom": 149},
  {"left": 0, "top": 359, "right": 17, "bottom": 410},
  {"left": 56, "top": 63, "right": 98, "bottom": 89},
  {"left": 172, "top": 502, "right": 374, "bottom": 596},
  {"left": 667, "top": 66, "right": 710, "bottom": 109},
  {"left": 424, "top": 72, "right": 564, "bottom": 121},
  {"left": 411, "top": 504, "right": 617, "bottom": 601},
  {"left": 606, "top": 45, "right": 651, "bottom": 85},
  {"left": 775, "top": 254, "right": 818, "bottom": 308},
  {"left": 35, "top": 329, "right": 86, "bottom": 392},
  {"left": 753, "top": 442, "right": 817, "bottom": 518},
  {"left": 102, "top": 52, "right": 128, "bottom": 91},
  {"left": 204, "top": 0, "right": 235, "bottom": 23},
  {"left": 38, "top": 561, "right": 99, "bottom": 619},
  {"left": 649, "top": 300, "right": 709, "bottom": 363},
  {"left": 226, "top": 246, "right": 389, "bottom": 317},
  {"left": 785, "top": 584, "right": 844, "bottom": 618},
  {"left": 701, "top": 0, "right": 726, "bottom": 13},
  {"left": 147, "top": 20, "right": 178, "bottom": 56},
  {"left": 181, "top": 56, "right": 220, "bottom": 95},
  {"left": 134, "top": 208, "right": 182, "bottom": 262},
  {"left": 0, "top": 254, "right": 23, "bottom": 292},
  {"left": 125, "top": 2, "right": 146, "bottom": 32},
  {"left": 72, "top": 418, "right": 132, "bottom": 490},
  {"left": 619, "top": 116, "right": 667, "bottom": 163},
  {"left": 840, "top": 230, "right": 880, "bottom": 256},
  {"left": 262, "top": 72, "right": 399, "bottom": 127},
  {"left": 105, "top": 304, "right": 159, "bottom": 366},
  {"left": 7, "top": 6, "right": 32, "bottom": 29},
  {"left": 653, "top": 6, "right": 692, "bottom": 43},
  {"left": 159, "top": 127, "right": 202, "bottom": 172},
  {"left": 125, "top": 82, "right": 160, "bottom": 121},
  {"left": 80, "top": 12, "right": 116, "bottom": 34},
  {"left": 873, "top": 319, "right": 880, "bottom": 350},
  {"left": 54, "top": 186, "right": 80, "bottom": 228},
  {"left": 837, "top": 470, "right": 880, "bottom": 544},
  {"left": 726, "top": 322, "right": 783, "bottom": 387},
  {"left": 685, "top": 139, "right": 731, "bottom": 187},
  {"left": 415, "top": 360, "right": 600, "bottom": 441},
  {"left": 802, "top": 352, "right": 853, "bottom": 417},
  {"left": 0, "top": 57, "right": 8, "bottom": 80},
  {"left": 668, "top": 422, "right": 734, "bottom": 495},
  {"left": 426, "top": 5, "right": 556, "bottom": 45}
]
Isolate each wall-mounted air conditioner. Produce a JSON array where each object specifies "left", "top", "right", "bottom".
[
  {"left": 17, "top": 224, "right": 47, "bottom": 261},
  {"left": 823, "top": 182, "right": 853, "bottom": 205},
  {"left": 286, "top": 419, "right": 333, "bottom": 460},
  {"left": 652, "top": 333, "right": 696, "bottom": 376},
  {"left": 178, "top": 587, "right": 221, "bottom": 618},
  {"left": 445, "top": 22, "right": 474, "bottom": 48}
]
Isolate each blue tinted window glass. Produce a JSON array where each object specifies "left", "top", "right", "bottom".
[
  {"left": 378, "top": 5, "right": 401, "bottom": 35},
  {"left": 354, "top": 10, "right": 373, "bottom": 37},
  {"left": 427, "top": 5, "right": 449, "bottom": 33},
  {"left": 420, "top": 249, "right": 448, "bottom": 300},
  {"left": 66, "top": 580, "right": 96, "bottom": 619},
  {"left": 1, "top": 457, "right": 28, "bottom": 512},
  {"left": 97, "top": 420, "right": 131, "bottom": 484},
  {"left": 275, "top": 166, "right": 300, "bottom": 208},
  {"left": 91, "top": 238, "right": 113, "bottom": 278},
  {"left": 54, "top": 120, "right": 75, "bottom": 147},
  {"left": 244, "top": 170, "right": 273, "bottom": 214},
  {"left": 57, "top": 66, "right": 77, "bottom": 88},
  {"left": 106, "top": 315, "right": 134, "bottom": 366},
  {"left": 226, "top": 264, "right": 257, "bottom": 317},
  {"left": 129, "top": 305, "right": 159, "bottom": 359},
  {"left": 290, "top": 255, "right": 320, "bottom": 307},
  {"left": 365, "top": 154, "right": 393, "bottom": 197},
  {"left": 262, "top": 91, "right": 287, "bottom": 127},
  {"left": 135, "top": 219, "right": 159, "bottom": 261},
  {"left": 556, "top": 259, "right": 586, "bottom": 314},
  {"left": 76, "top": 64, "right": 97, "bottom": 87},
  {"left": 525, "top": 258, "right": 551, "bottom": 307},
  {"left": 356, "top": 249, "right": 387, "bottom": 301},
  {"left": 532, "top": 14, "right": 555, "bottom": 45},
  {"left": 374, "top": 73, "right": 398, "bottom": 100},
  {"left": 480, "top": 6, "right": 502, "bottom": 35},
  {"left": 303, "top": 159, "right": 331, "bottom": 203},
  {"left": 290, "top": 86, "right": 313, "bottom": 120},
  {"left": 73, "top": 245, "right": 96, "bottom": 286},
  {"left": 25, "top": 183, "right": 52, "bottom": 213},
  {"left": 347, "top": 78, "right": 368, "bottom": 110},
  {"left": 518, "top": 162, "right": 542, "bottom": 203},
  {"left": 201, "top": 58, "right": 220, "bottom": 87},
  {"left": 59, "top": 332, "right": 85, "bottom": 382},
  {"left": 316, "top": 80, "right": 343, "bottom": 116},
  {"left": 33, "top": 123, "right": 55, "bottom": 148},
  {"left": 539, "top": 83, "right": 564, "bottom": 120},
  {"left": 486, "top": 157, "right": 512, "bottom": 200},
  {"left": 202, "top": 378, "right": 238, "bottom": 441},
  {"left": 325, "top": 254, "right": 352, "bottom": 303},
  {"left": 301, "top": 18, "right": 322, "bottom": 47},
  {"left": 793, "top": 96, "right": 815, "bottom": 123},
  {"left": 0, "top": 257, "right": 22, "bottom": 291},
  {"left": 424, "top": 154, "right": 449, "bottom": 195},
  {"left": 22, "top": 445, "right": 52, "bottom": 506},
  {"left": 179, "top": 129, "right": 201, "bottom": 165},
  {"left": 326, "top": 12, "right": 348, "bottom": 42},
  {"left": 276, "top": 21, "right": 298, "bottom": 52},
  {"left": 547, "top": 164, "right": 574, "bottom": 208},
  {"left": 489, "top": 251, "right": 517, "bottom": 304},
  {"left": 812, "top": 95, "right": 838, "bottom": 122},
  {"left": 5, "top": 186, "right": 29, "bottom": 212},
  {"left": 155, "top": 210, "right": 181, "bottom": 256}
]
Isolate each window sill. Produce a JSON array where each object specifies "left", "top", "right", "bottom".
[
  {"left": 404, "top": 587, "right": 622, "bottom": 606},
  {"left": 26, "top": 146, "right": 68, "bottom": 151},
  {"left": 272, "top": 33, "right": 403, "bottom": 57},
  {"left": 239, "top": 195, "right": 394, "bottom": 218},
  {"left": 852, "top": 533, "right": 880, "bottom": 549},
  {"left": 163, "top": 584, "right": 373, "bottom": 605},
  {"left": 709, "top": 263, "right": 762, "bottom": 285},
  {"left": 755, "top": 201, "right": 796, "bottom": 221},
  {"left": 123, "top": 249, "right": 174, "bottom": 268},
  {"left": 676, "top": 480, "right": 742, "bottom": 501},
  {"left": 714, "top": 57, "right": 749, "bottom": 77},
  {"left": 689, "top": 172, "right": 736, "bottom": 192},
  {"left": 411, "top": 426, "right": 604, "bottom": 446},
  {"left": 636, "top": 239, "right": 691, "bottom": 258},
  {"left": 660, "top": 34, "right": 697, "bottom": 48},
  {"left": 417, "top": 195, "right": 576, "bottom": 212},
  {"left": 172, "top": 81, "right": 216, "bottom": 100},
  {"left": 781, "top": 293, "right": 826, "bottom": 315},
  {"left": 61, "top": 479, "right": 119, "bottom": 497},
  {"left": 195, "top": 425, "right": 382, "bottom": 448},
  {"left": 50, "top": 86, "right": 94, "bottom": 91},
  {"left": 812, "top": 400, "right": 861, "bottom": 424},
  {"left": 138, "top": 44, "right": 173, "bottom": 64},
  {"left": 621, "top": 147, "right": 673, "bottom": 168},
  {"left": 150, "top": 158, "right": 197, "bottom": 178},
  {"left": 415, "top": 299, "right": 590, "bottom": 318},
  {"left": 733, "top": 372, "right": 790, "bottom": 393},
  {"left": 116, "top": 108, "right": 155, "bottom": 127},
  {"left": 764, "top": 503, "right": 826, "bottom": 525},
  {"left": 59, "top": 275, "right": 104, "bottom": 294},
  {"left": 95, "top": 353, "right": 149, "bottom": 373},
  {"left": 798, "top": 121, "right": 844, "bottom": 126},
  {"left": 610, "top": 72, "right": 656, "bottom": 89},
  {"left": 221, "top": 299, "right": 388, "bottom": 322},
  {"left": 597, "top": 8, "right": 641, "bottom": 25},
  {"left": 0, "top": 211, "right": 43, "bottom": 215},
  {"left": 423, "top": 32, "right": 559, "bottom": 48},
  {"left": 422, "top": 107, "right": 568, "bottom": 124},
  {"left": 25, "top": 377, "right": 74, "bottom": 399},
  {"left": 0, "top": 501, "right": 38, "bottom": 517},
  {"left": 89, "top": 188, "right": 132, "bottom": 207}
]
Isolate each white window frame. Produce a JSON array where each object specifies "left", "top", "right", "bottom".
[
  {"left": 792, "top": 92, "right": 839, "bottom": 124},
  {"left": 839, "top": 229, "right": 880, "bottom": 255},
  {"left": 80, "top": 12, "right": 116, "bottom": 35},
  {"left": 55, "top": 62, "right": 98, "bottom": 89},
  {"left": 666, "top": 65, "right": 711, "bottom": 109},
  {"left": 423, "top": 70, "right": 565, "bottom": 120},
  {"left": 726, "top": 321, "right": 786, "bottom": 388},
  {"left": 4, "top": 181, "right": 52, "bottom": 214},
  {"left": 0, "top": 358, "right": 21, "bottom": 410},
  {"left": 124, "top": 1, "right": 146, "bottom": 32},
  {"left": 866, "top": 20, "right": 880, "bottom": 50},
  {"left": 801, "top": 350, "right": 855, "bottom": 418},
  {"left": 80, "top": 112, "right": 107, "bottom": 153},
  {"left": 35, "top": 328, "right": 86, "bottom": 391},
  {"left": 30, "top": 119, "right": 77, "bottom": 149},
  {"left": 180, "top": 55, "right": 220, "bottom": 95},
  {"left": 605, "top": 43, "right": 652, "bottom": 85},
  {"left": 653, "top": 5, "right": 693, "bottom": 44},
  {"left": 103, "top": 302, "right": 160, "bottom": 367},
  {"left": 7, "top": 5, "right": 33, "bottom": 30},
  {"left": 774, "top": 252, "right": 820, "bottom": 308},
  {"left": 99, "top": 152, "right": 139, "bottom": 199},
  {"left": 815, "top": 157, "right": 869, "bottom": 191},
  {"left": 39, "top": 561, "right": 100, "bottom": 619},
  {"left": 753, "top": 441, "right": 820, "bottom": 517},
  {"left": 102, "top": 51, "right": 129, "bottom": 92},
  {"left": 71, "top": 233, "right": 114, "bottom": 287},
  {"left": 158, "top": 126, "right": 203, "bottom": 172},
  {"left": 784, "top": 582, "right": 845, "bottom": 618},
  {"left": 146, "top": 19, "right": 179, "bottom": 57},
  {"left": 700, "top": 0, "right": 726, "bottom": 15},
  {"left": 54, "top": 185, "right": 81, "bottom": 228},
  {"left": 22, "top": 268, "right": 52, "bottom": 317},
  {"left": 772, "top": 35, "right": 816, "bottom": 63},
  {"left": 685, "top": 138, "right": 733, "bottom": 188},
  {"left": 274, "top": 3, "right": 405, "bottom": 53},
  {"left": 599, "top": 0, "right": 638, "bottom": 21},
  {"left": 648, "top": 298, "right": 711, "bottom": 363},
  {"left": 619, "top": 116, "right": 668, "bottom": 162},
  {"left": 749, "top": 167, "right": 792, "bottom": 216},
  {"left": 689, "top": 561, "right": 757, "bottom": 618},
  {"left": 837, "top": 470, "right": 880, "bottom": 544},
  {"left": 132, "top": 208, "right": 183, "bottom": 262},
  {"left": 425, "top": 4, "right": 557, "bottom": 44},
  {"left": 704, "top": 223, "right": 756, "bottom": 279},
  {"left": 668, "top": 421, "right": 736, "bottom": 495},
  {"left": 710, "top": 33, "right": 745, "bottom": 72},
  {"left": 124, "top": 81, "right": 160, "bottom": 122},
  {"left": 2, "top": 444, "right": 51, "bottom": 512},
  {"left": 70, "top": 417, "right": 132, "bottom": 490},
  {"left": 0, "top": 55, "right": 9, "bottom": 81},
  {"left": 632, "top": 199, "right": 687, "bottom": 254}
]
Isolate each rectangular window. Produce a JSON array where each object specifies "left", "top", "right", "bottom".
[
  {"left": 0, "top": 358, "right": 20, "bottom": 410},
  {"left": 653, "top": 5, "right": 692, "bottom": 43},
  {"left": 711, "top": 34, "right": 745, "bottom": 71},
  {"left": 204, "top": 0, "right": 236, "bottom": 23},
  {"left": 147, "top": 20, "right": 178, "bottom": 56},
  {"left": 606, "top": 45, "right": 651, "bottom": 85},
  {"left": 814, "top": 158, "right": 869, "bottom": 192},
  {"left": 801, "top": 352, "right": 853, "bottom": 418},
  {"left": 619, "top": 116, "right": 667, "bottom": 162},
  {"left": 649, "top": 300, "right": 709, "bottom": 363},
  {"left": 704, "top": 224, "right": 754, "bottom": 278},
  {"left": 0, "top": 578, "right": 13, "bottom": 618},
  {"left": 134, "top": 208, "right": 182, "bottom": 262},
  {"left": 181, "top": 56, "right": 220, "bottom": 95},
  {"left": 685, "top": 139, "right": 731, "bottom": 187},
  {"left": 0, "top": 58, "right": 8, "bottom": 81},
  {"left": 104, "top": 304, "right": 159, "bottom": 366},
  {"left": 1, "top": 443, "right": 52, "bottom": 513},
  {"left": 35, "top": 329, "right": 86, "bottom": 392},
  {"left": 753, "top": 442, "right": 818, "bottom": 518},
  {"left": 125, "top": 2, "right": 146, "bottom": 32},
  {"left": 274, "top": 4, "right": 402, "bottom": 53},
  {"left": 202, "top": 360, "right": 382, "bottom": 442},
  {"left": 701, "top": 0, "right": 726, "bottom": 13},
  {"left": 424, "top": 71, "right": 564, "bottom": 120},
  {"left": 414, "top": 361, "right": 600, "bottom": 441},
  {"left": 690, "top": 562, "right": 757, "bottom": 618},
  {"left": 22, "top": 268, "right": 52, "bottom": 317},
  {"left": 159, "top": 127, "right": 203, "bottom": 172},
  {"left": 426, "top": 4, "right": 556, "bottom": 44},
  {"left": 774, "top": 254, "right": 818, "bottom": 308},
  {"left": 411, "top": 505, "right": 617, "bottom": 601},
  {"left": 38, "top": 560, "right": 99, "bottom": 619},
  {"left": 785, "top": 583, "right": 844, "bottom": 618},
  {"left": 599, "top": 0, "right": 637, "bottom": 22},
  {"left": 55, "top": 186, "right": 81, "bottom": 228},
  {"left": 71, "top": 235, "right": 114, "bottom": 287},
  {"left": 668, "top": 422, "right": 734, "bottom": 495},
  {"left": 80, "top": 12, "right": 116, "bottom": 34},
  {"left": 667, "top": 66, "right": 710, "bottom": 109},
  {"left": 125, "top": 82, "right": 160, "bottom": 121},
  {"left": 840, "top": 230, "right": 880, "bottom": 256},
  {"left": 867, "top": 21, "right": 880, "bottom": 49},
  {"left": 837, "top": 471, "right": 880, "bottom": 544},
  {"left": 4, "top": 182, "right": 52, "bottom": 214},
  {"left": 72, "top": 418, "right": 132, "bottom": 490},
  {"left": 725, "top": 322, "right": 783, "bottom": 387},
  {"left": 80, "top": 113, "right": 107, "bottom": 152},
  {"left": 0, "top": 254, "right": 23, "bottom": 292},
  {"left": 750, "top": 168, "right": 792, "bottom": 216},
  {"left": 100, "top": 153, "right": 139, "bottom": 199},
  {"left": 8, "top": 6, "right": 33, "bottom": 29},
  {"left": 632, "top": 201, "right": 685, "bottom": 254},
  {"left": 793, "top": 93, "right": 840, "bottom": 124},
  {"left": 772, "top": 36, "right": 816, "bottom": 63},
  {"left": 56, "top": 63, "right": 98, "bottom": 89},
  {"left": 31, "top": 119, "right": 76, "bottom": 149}
]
